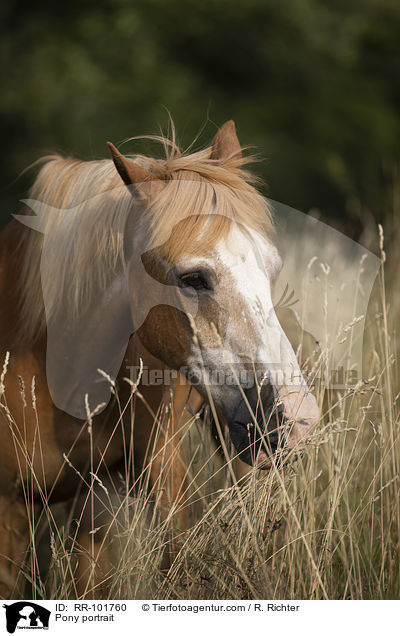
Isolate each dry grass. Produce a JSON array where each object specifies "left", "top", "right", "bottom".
[{"left": 0, "top": 224, "right": 399, "bottom": 601}]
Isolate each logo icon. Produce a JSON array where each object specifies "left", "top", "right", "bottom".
[{"left": 2, "top": 603, "right": 50, "bottom": 634}]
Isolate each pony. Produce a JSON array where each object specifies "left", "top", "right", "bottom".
[{"left": 0, "top": 120, "right": 320, "bottom": 598}]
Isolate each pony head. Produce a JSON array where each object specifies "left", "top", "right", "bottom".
[
  {"left": 108, "top": 121, "right": 320, "bottom": 467},
  {"left": 17, "top": 121, "right": 320, "bottom": 467}
]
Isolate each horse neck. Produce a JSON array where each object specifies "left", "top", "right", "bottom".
[{"left": 0, "top": 219, "right": 33, "bottom": 349}]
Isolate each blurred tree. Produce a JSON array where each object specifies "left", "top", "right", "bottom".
[{"left": 0, "top": 0, "right": 399, "bottom": 235}]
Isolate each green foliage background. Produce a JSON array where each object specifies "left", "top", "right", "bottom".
[{"left": 1, "top": 0, "right": 399, "bottom": 235}]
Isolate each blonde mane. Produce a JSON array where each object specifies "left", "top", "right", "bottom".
[{"left": 19, "top": 127, "right": 274, "bottom": 343}]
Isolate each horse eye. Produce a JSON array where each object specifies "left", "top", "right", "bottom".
[{"left": 179, "top": 272, "right": 210, "bottom": 290}]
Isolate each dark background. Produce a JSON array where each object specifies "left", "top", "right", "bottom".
[{"left": 1, "top": 0, "right": 399, "bottom": 244}]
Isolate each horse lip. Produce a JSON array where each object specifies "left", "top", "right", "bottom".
[
  {"left": 228, "top": 418, "right": 271, "bottom": 467},
  {"left": 255, "top": 449, "right": 272, "bottom": 470}
]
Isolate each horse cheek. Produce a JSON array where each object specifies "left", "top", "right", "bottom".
[{"left": 137, "top": 305, "right": 192, "bottom": 369}]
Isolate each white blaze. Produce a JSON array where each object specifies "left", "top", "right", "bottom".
[{"left": 216, "top": 225, "right": 320, "bottom": 433}]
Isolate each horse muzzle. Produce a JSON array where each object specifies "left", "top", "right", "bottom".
[
  {"left": 228, "top": 383, "right": 320, "bottom": 468},
  {"left": 228, "top": 383, "right": 280, "bottom": 468}
]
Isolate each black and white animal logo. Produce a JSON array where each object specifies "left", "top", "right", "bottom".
[{"left": 2, "top": 602, "right": 50, "bottom": 633}]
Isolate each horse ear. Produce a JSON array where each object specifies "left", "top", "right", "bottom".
[
  {"left": 107, "top": 141, "right": 157, "bottom": 185},
  {"left": 210, "top": 120, "right": 242, "bottom": 161}
]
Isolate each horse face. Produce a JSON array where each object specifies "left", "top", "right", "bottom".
[
  {"left": 107, "top": 121, "right": 319, "bottom": 467},
  {"left": 135, "top": 221, "right": 320, "bottom": 468}
]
